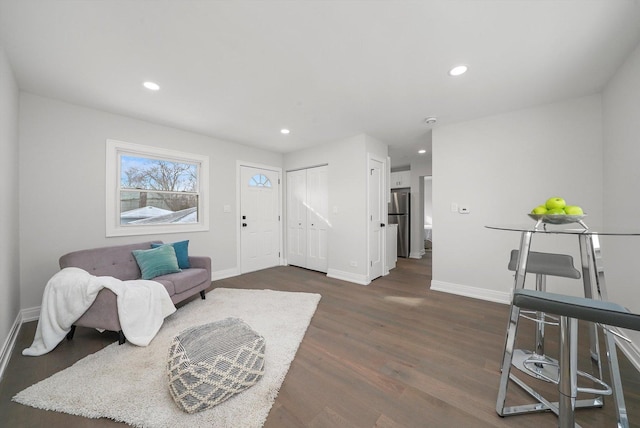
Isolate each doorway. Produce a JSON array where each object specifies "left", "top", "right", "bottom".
[
  {"left": 368, "top": 155, "right": 386, "bottom": 281},
  {"left": 424, "top": 176, "right": 433, "bottom": 252},
  {"left": 239, "top": 164, "right": 282, "bottom": 274},
  {"left": 286, "top": 165, "right": 329, "bottom": 273}
]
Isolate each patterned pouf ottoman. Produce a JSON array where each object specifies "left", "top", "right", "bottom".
[{"left": 167, "top": 317, "right": 266, "bottom": 413}]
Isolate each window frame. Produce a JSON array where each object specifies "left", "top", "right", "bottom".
[
  {"left": 249, "top": 173, "right": 273, "bottom": 188},
  {"left": 106, "top": 139, "right": 209, "bottom": 237}
]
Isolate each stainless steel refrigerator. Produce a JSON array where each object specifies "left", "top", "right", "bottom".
[{"left": 388, "top": 191, "right": 410, "bottom": 258}]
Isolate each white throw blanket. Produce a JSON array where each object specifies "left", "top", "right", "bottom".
[{"left": 23, "top": 267, "right": 176, "bottom": 356}]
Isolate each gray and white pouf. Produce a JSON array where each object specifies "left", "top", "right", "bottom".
[{"left": 167, "top": 317, "right": 266, "bottom": 413}]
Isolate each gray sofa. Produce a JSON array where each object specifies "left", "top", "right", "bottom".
[{"left": 58, "top": 241, "right": 212, "bottom": 344}]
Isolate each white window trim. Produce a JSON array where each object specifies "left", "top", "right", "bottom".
[{"left": 106, "top": 139, "right": 209, "bottom": 237}]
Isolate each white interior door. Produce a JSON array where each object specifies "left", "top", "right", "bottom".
[
  {"left": 240, "top": 166, "right": 280, "bottom": 274},
  {"left": 369, "top": 157, "right": 385, "bottom": 280},
  {"left": 306, "top": 166, "right": 328, "bottom": 273},
  {"left": 286, "top": 169, "right": 307, "bottom": 268}
]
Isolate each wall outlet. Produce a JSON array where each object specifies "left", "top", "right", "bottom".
[
  {"left": 349, "top": 261, "right": 357, "bottom": 267},
  {"left": 223, "top": 204, "right": 231, "bottom": 213},
  {"left": 458, "top": 205, "right": 470, "bottom": 214},
  {"left": 451, "top": 203, "right": 458, "bottom": 212}
]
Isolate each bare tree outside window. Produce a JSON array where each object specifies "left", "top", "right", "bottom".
[{"left": 120, "top": 156, "right": 199, "bottom": 225}]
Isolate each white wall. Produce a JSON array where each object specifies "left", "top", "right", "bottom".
[
  {"left": 18, "top": 93, "right": 282, "bottom": 309},
  {"left": 602, "top": 40, "right": 640, "bottom": 354},
  {"left": 283, "top": 133, "right": 387, "bottom": 284},
  {"left": 0, "top": 47, "right": 20, "bottom": 361},
  {"left": 432, "top": 95, "right": 603, "bottom": 303}
]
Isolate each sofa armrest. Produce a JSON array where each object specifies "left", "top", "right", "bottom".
[{"left": 188, "top": 256, "right": 211, "bottom": 275}]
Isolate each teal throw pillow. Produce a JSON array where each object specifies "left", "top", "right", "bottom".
[
  {"left": 151, "top": 240, "right": 190, "bottom": 269},
  {"left": 132, "top": 245, "right": 181, "bottom": 280}
]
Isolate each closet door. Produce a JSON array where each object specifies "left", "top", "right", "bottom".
[
  {"left": 287, "top": 169, "right": 307, "bottom": 268},
  {"left": 306, "top": 166, "right": 328, "bottom": 273}
]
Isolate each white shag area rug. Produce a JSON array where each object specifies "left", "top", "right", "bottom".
[{"left": 14, "top": 288, "right": 321, "bottom": 428}]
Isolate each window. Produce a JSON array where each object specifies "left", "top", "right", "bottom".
[
  {"left": 249, "top": 174, "right": 272, "bottom": 188},
  {"left": 106, "top": 140, "right": 209, "bottom": 237}
]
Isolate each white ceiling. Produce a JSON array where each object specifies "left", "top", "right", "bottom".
[{"left": 1, "top": 1, "right": 639, "bottom": 167}]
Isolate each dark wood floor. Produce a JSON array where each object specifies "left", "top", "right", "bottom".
[{"left": 2, "top": 252, "right": 639, "bottom": 427}]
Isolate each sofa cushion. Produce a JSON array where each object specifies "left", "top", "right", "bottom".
[
  {"left": 132, "top": 245, "right": 181, "bottom": 280},
  {"left": 152, "top": 279, "right": 176, "bottom": 296},
  {"left": 151, "top": 240, "right": 190, "bottom": 269},
  {"left": 59, "top": 241, "right": 162, "bottom": 281},
  {"left": 155, "top": 268, "right": 209, "bottom": 295}
]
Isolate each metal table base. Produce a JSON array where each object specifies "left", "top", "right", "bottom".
[{"left": 487, "top": 225, "right": 632, "bottom": 428}]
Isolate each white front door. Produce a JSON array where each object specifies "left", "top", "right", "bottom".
[
  {"left": 240, "top": 166, "right": 280, "bottom": 274},
  {"left": 368, "top": 157, "right": 385, "bottom": 280}
]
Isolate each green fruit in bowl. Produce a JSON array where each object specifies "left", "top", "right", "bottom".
[
  {"left": 531, "top": 205, "right": 547, "bottom": 215},
  {"left": 564, "top": 205, "right": 584, "bottom": 215},
  {"left": 545, "top": 197, "right": 566, "bottom": 210},
  {"left": 546, "top": 207, "right": 565, "bottom": 215}
]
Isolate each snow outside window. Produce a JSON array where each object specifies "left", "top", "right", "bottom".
[{"left": 106, "top": 140, "right": 209, "bottom": 237}]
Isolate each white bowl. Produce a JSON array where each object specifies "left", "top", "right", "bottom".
[{"left": 528, "top": 213, "right": 587, "bottom": 225}]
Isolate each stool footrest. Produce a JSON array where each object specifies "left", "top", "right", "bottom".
[
  {"left": 517, "top": 352, "right": 613, "bottom": 396},
  {"left": 500, "top": 372, "right": 604, "bottom": 419}
]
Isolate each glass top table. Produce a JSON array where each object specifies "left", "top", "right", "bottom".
[
  {"left": 488, "top": 222, "right": 638, "bottom": 425},
  {"left": 486, "top": 223, "right": 640, "bottom": 236}
]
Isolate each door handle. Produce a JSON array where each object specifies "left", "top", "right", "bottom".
[
  {"left": 380, "top": 223, "right": 386, "bottom": 227},
  {"left": 242, "top": 223, "right": 247, "bottom": 227}
]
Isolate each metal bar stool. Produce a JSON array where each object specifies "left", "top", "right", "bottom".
[
  {"left": 498, "top": 250, "right": 612, "bottom": 420},
  {"left": 507, "top": 250, "right": 581, "bottom": 380},
  {"left": 503, "top": 289, "right": 640, "bottom": 427}
]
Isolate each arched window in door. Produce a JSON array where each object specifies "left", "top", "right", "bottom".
[{"left": 249, "top": 174, "right": 272, "bottom": 188}]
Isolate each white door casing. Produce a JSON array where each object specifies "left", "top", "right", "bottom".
[
  {"left": 368, "top": 156, "right": 385, "bottom": 281},
  {"left": 240, "top": 165, "right": 281, "bottom": 274}
]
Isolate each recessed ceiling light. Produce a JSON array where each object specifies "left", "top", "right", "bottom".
[
  {"left": 418, "top": 149, "right": 427, "bottom": 154},
  {"left": 143, "top": 81, "right": 160, "bottom": 91},
  {"left": 448, "top": 65, "right": 468, "bottom": 77},
  {"left": 280, "top": 129, "right": 290, "bottom": 134},
  {"left": 424, "top": 117, "right": 437, "bottom": 125}
]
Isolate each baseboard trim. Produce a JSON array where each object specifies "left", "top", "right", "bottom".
[
  {"left": 0, "top": 311, "right": 23, "bottom": 383},
  {"left": 409, "top": 250, "right": 425, "bottom": 259},
  {"left": 326, "top": 269, "right": 370, "bottom": 285},
  {"left": 211, "top": 267, "right": 241, "bottom": 282},
  {"left": 21, "top": 306, "right": 41, "bottom": 323},
  {"left": 430, "top": 280, "right": 511, "bottom": 304}
]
